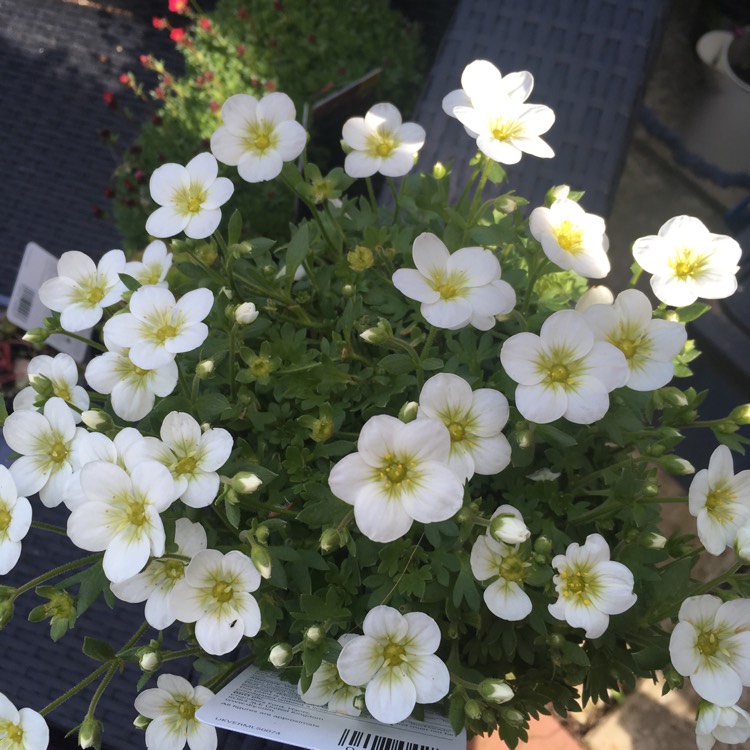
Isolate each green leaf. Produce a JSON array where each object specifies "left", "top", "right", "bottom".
[
  {"left": 118, "top": 273, "right": 142, "bottom": 291},
  {"left": 285, "top": 222, "right": 309, "bottom": 293},
  {"left": 196, "top": 393, "right": 231, "bottom": 422},
  {"left": 452, "top": 556, "right": 481, "bottom": 610},
  {"left": 675, "top": 302, "right": 711, "bottom": 323},
  {"left": 75, "top": 561, "right": 109, "bottom": 617},
  {"left": 228, "top": 209, "right": 243, "bottom": 246},
  {"left": 82, "top": 636, "right": 115, "bottom": 662},
  {"left": 560, "top": 640, "right": 590, "bottom": 667},
  {"left": 0, "top": 397, "right": 7, "bottom": 426}
]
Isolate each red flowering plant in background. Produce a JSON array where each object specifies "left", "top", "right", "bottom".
[{"left": 104, "top": 0, "right": 426, "bottom": 252}]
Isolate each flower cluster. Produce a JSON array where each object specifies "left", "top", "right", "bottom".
[{"left": 2, "top": 57, "right": 748, "bottom": 750}]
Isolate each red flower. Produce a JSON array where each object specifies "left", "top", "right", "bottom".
[
  {"left": 170, "top": 27, "right": 186, "bottom": 43},
  {"left": 101, "top": 91, "right": 117, "bottom": 109},
  {"left": 209, "top": 100, "right": 220, "bottom": 112},
  {"left": 134, "top": 170, "right": 147, "bottom": 183},
  {"left": 198, "top": 18, "right": 211, "bottom": 30},
  {"left": 152, "top": 17, "right": 167, "bottom": 29},
  {"left": 168, "top": 0, "right": 188, "bottom": 13},
  {"left": 139, "top": 54, "right": 153, "bottom": 68},
  {"left": 119, "top": 73, "right": 130, "bottom": 86},
  {"left": 264, "top": 80, "right": 277, "bottom": 92},
  {"left": 237, "top": 7, "right": 247, "bottom": 18},
  {"left": 236, "top": 44, "right": 245, "bottom": 56},
  {"left": 204, "top": 71, "right": 214, "bottom": 82},
  {"left": 273, "top": 0, "right": 283, "bottom": 10}
]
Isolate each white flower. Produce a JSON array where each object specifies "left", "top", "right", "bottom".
[
  {"left": 85, "top": 348, "right": 178, "bottom": 422},
  {"left": 442, "top": 59, "right": 554, "bottom": 164},
  {"left": 695, "top": 701, "right": 750, "bottom": 750},
  {"left": 575, "top": 285, "right": 614, "bottom": 311},
  {"left": 416, "top": 373, "right": 510, "bottom": 481},
  {"left": 669, "top": 595, "right": 750, "bottom": 706},
  {"left": 526, "top": 467, "right": 561, "bottom": 482},
  {"left": 0, "top": 693, "right": 49, "bottom": 750},
  {"left": 13, "top": 353, "right": 89, "bottom": 422},
  {"left": 38, "top": 249, "right": 127, "bottom": 332},
  {"left": 210, "top": 92, "right": 307, "bottom": 183},
  {"left": 632, "top": 216, "right": 742, "bottom": 307},
  {"left": 146, "top": 152, "right": 234, "bottom": 240},
  {"left": 110, "top": 519, "right": 208, "bottom": 629},
  {"left": 0, "top": 467, "right": 31, "bottom": 576},
  {"left": 3, "top": 397, "right": 88, "bottom": 507},
  {"left": 337, "top": 606, "right": 449, "bottom": 724},
  {"left": 582, "top": 289, "right": 687, "bottom": 391},
  {"left": 688, "top": 445, "right": 750, "bottom": 556},
  {"left": 124, "top": 240, "right": 172, "bottom": 287},
  {"left": 127, "top": 412, "right": 233, "bottom": 508},
  {"left": 548, "top": 533, "right": 637, "bottom": 639},
  {"left": 234, "top": 302, "right": 258, "bottom": 325},
  {"left": 470, "top": 530, "right": 532, "bottom": 622},
  {"left": 134, "top": 673, "right": 217, "bottom": 750},
  {"left": 500, "top": 309, "right": 628, "bottom": 424},
  {"left": 66, "top": 460, "right": 175, "bottom": 583},
  {"left": 103, "top": 286, "right": 213, "bottom": 369},
  {"left": 529, "top": 198, "right": 610, "bottom": 278},
  {"left": 298, "top": 635, "right": 363, "bottom": 716},
  {"left": 328, "top": 414, "right": 464, "bottom": 543},
  {"left": 342, "top": 103, "right": 426, "bottom": 178},
  {"left": 392, "top": 232, "right": 516, "bottom": 331},
  {"left": 171, "top": 549, "right": 262, "bottom": 656}
]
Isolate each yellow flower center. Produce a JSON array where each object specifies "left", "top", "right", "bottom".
[
  {"left": 553, "top": 220, "right": 585, "bottom": 255},
  {"left": 141, "top": 263, "right": 164, "bottom": 286},
  {"left": 212, "top": 581, "right": 234, "bottom": 603},
  {"left": 367, "top": 129, "right": 398, "bottom": 159},
  {"left": 696, "top": 630, "right": 720, "bottom": 657},
  {"left": 73, "top": 275, "right": 109, "bottom": 308},
  {"left": 705, "top": 483, "right": 735, "bottom": 522},
  {"left": 559, "top": 567, "right": 598, "bottom": 607},
  {"left": 126, "top": 500, "right": 147, "bottom": 527},
  {"left": 448, "top": 422, "right": 465, "bottom": 442},
  {"left": 53, "top": 382, "right": 73, "bottom": 402},
  {"left": 384, "top": 462, "right": 407, "bottom": 483},
  {"left": 173, "top": 183, "right": 208, "bottom": 216},
  {"left": 669, "top": 248, "right": 708, "bottom": 280},
  {"left": 548, "top": 364, "right": 569, "bottom": 383},
  {"left": 383, "top": 642, "right": 406, "bottom": 666},
  {"left": 0, "top": 507, "right": 11, "bottom": 533},
  {"left": 153, "top": 322, "right": 178, "bottom": 345},
  {"left": 174, "top": 455, "right": 198, "bottom": 476},
  {"left": 162, "top": 560, "right": 186, "bottom": 580},
  {"left": 243, "top": 122, "right": 276, "bottom": 154},
  {"left": 499, "top": 553, "right": 528, "bottom": 583},
  {"left": 49, "top": 439, "right": 70, "bottom": 464},
  {"left": 490, "top": 118, "right": 524, "bottom": 142},
  {"left": 4, "top": 722, "right": 24, "bottom": 744},
  {"left": 255, "top": 134, "right": 270, "bottom": 150},
  {"left": 177, "top": 698, "right": 197, "bottom": 720},
  {"left": 617, "top": 338, "right": 637, "bottom": 359},
  {"left": 429, "top": 269, "right": 468, "bottom": 300}
]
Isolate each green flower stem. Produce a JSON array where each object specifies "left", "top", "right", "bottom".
[
  {"left": 521, "top": 254, "right": 551, "bottom": 317},
  {"left": 229, "top": 325, "right": 238, "bottom": 401},
  {"left": 449, "top": 673, "right": 481, "bottom": 691},
  {"left": 570, "top": 456, "right": 651, "bottom": 493},
  {"left": 119, "top": 621, "right": 150, "bottom": 652},
  {"left": 467, "top": 158, "right": 493, "bottom": 225},
  {"left": 205, "top": 653, "right": 256, "bottom": 693},
  {"left": 85, "top": 661, "right": 119, "bottom": 721},
  {"left": 30, "top": 521, "right": 68, "bottom": 536},
  {"left": 54, "top": 331, "right": 106, "bottom": 353},
  {"left": 12, "top": 553, "right": 103, "bottom": 600},
  {"left": 420, "top": 326, "right": 438, "bottom": 360},
  {"left": 191, "top": 372, "right": 201, "bottom": 404},
  {"left": 323, "top": 200, "right": 346, "bottom": 242},
  {"left": 365, "top": 177, "right": 379, "bottom": 215},
  {"left": 387, "top": 176, "right": 403, "bottom": 223},
  {"left": 686, "top": 419, "right": 731, "bottom": 429},
  {"left": 177, "top": 360, "right": 192, "bottom": 400},
  {"left": 184, "top": 247, "right": 225, "bottom": 285},
  {"left": 278, "top": 171, "right": 338, "bottom": 254},
  {"left": 629, "top": 263, "right": 644, "bottom": 288},
  {"left": 379, "top": 534, "right": 424, "bottom": 606},
  {"left": 161, "top": 647, "right": 203, "bottom": 662},
  {"left": 456, "top": 159, "right": 483, "bottom": 211},
  {"left": 213, "top": 229, "right": 229, "bottom": 256},
  {"left": 572, "top": 499, "right": 623, "bottom": 525},
  {"left": 641, "top": 496, "right": 688, "bottom": 504},
  {"left": 39, "top": 663, "right": 110, "bottom": 717}
]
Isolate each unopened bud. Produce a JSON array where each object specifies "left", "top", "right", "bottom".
[
  {"left": 342, "top": 284, "right": 355, "bottom": 298},
  {"left": 500, "top": 708, "right": 525, "bottom": 727},
  {"left": 642, "top": 481, "right": 659, "bottom": 497},
  {"left": 464, "top": 699, "right": 482, "bottom": 720},
  {"left": 305, "top": 625, "right": 325, "bottom": 645},
  {"left": 320, "top": 528, "right": 341, "bottom": 553},
  {"left": 497, "top": 196, "right": 518, "bottom": 213},
  {"left": 347, "top": 245, "right": 374, "bottom": 272},
  {"left": 642, "top": 532, "right": 667, "bottom": 550},
  {"left": 730, "top": 405, "right": 750, "bottom": 425},
  {"left": 231, "top": 472, "right": 262, "bottom": 494},
  {"left": 575, "top": 285, "right": 614, "bottom": 312},
  {"left": 78, "top": 716, "right": 103, "bottom": 749},
  {"left": 251, "top": 545, "right": 272, "bottom": 579},
  {"left": 353, "top": 694, "right": 366, "bottom": 711},
  {"left": 137, "top": 645, "right": 162, "bottom": 672},
  {"left": 28, "top": 373, "right": 54, "bottom": 397},
  {"left": 269, "top": 643, "right": 293, "bottom": 668},
  {"left": 545, "top": 184, "right": 570, "bottom": 205},
  {"left": 489, "top": 506, "right": 530, "bottom": 545},
  {"left": 81, "top": 410, "right": 114, "bottom": 432},
  {"left": 0, "top": 597, "right": 14, "bottom": 629},
  {"left": 432, "top": 161, "right": 447, "bottom": 179},
  {"left": 235, "top": 302, "right": 259, "bottom": 325},
  {"left": 533, "top": 536, "right": 553, "bottom": 556},
  {"left": 479, "top": 678, "right": 514, "bottom": 704},
  {"left": 254, "top": 524, "right": 270, "bottom": 544},
  {"left": 659, "top": 388, "right": 689, "bottom": 408},
  {"left": 660, "top": 455, "right": 695, "bottom": 475},
  {"left": 133, "top": 714, "right": 150, "bottom": 730},
  {"left": 360, "top": 319, "right": 393, "bottom": 345},
  {"left": 195, "top": 359, "right": 215, "bottom": 378},
  {"left": 22, "top": 328, "right": 49, "bottom": 345},
  {"left": 398, "top": 401, "right": 419, "bottom": 423},
  {"left": 735, "top": 526, "right": 750, "bottom": 562}
]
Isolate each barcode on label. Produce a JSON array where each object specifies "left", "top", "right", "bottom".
[
  {"left": 337, "top": 728, "right": 438, "bottom": 750},
  {"left": 14, "top": 284, "right": 35, "bottom": 323}
]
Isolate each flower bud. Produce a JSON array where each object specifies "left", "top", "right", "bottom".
[
  {"left": 499, "top": 708, "right": 525, "bottom": 727},
  {"left": 137, "top": 645, "right": 162, "bottom": 672},
  {"left": 545, "top": 184, "right": 570, "bottom": 206},
  {"left": 353, "top": 694, "right": 366, "bottom": 711},
  {"left": 254, "top": 524, "right": 270, "bottom": 544},
  {"left": 251, "top": 545, "right": 272, "bottom": 579},
  {"left": 22, "top": 327, "right": 49, "bottom": 345},
  {"left": 133, "top": 714, "right": 150, "bottom": 730},
  {"left": 478, "top": 678, "right": 514, "bottom": 704},
  {"left": 342, "top": 284, "right": 355, "bottom": 298},
  {"left": 360, "top": 319, "right": 393, "bottom": 345},
  {"left": 79, "top": 716, "right": 103, "bottom": 749},
  {"left": 642, "top": 532, "right": 667, "bottom": 550},
  {"left": 432, "top": 162, "right": 447, "bottom": 179},
  {"left": 464, "top": 699, "right": 482, "bottom": 720},
  {"left": 231, "top": 472, "right": 262, "bottom": 494},
  {"left": 489, "top": 507, "right": 530, "bottom": 545},
  {"left": 0, "top": 597, "right": 14, "bottom": 629},
  {"left": 319, "top": 528, "right": 342, "bottom": 553},
  {"left": 81, "top": 410, "right": 114, "bottom": 433},
  {"left": 195, "top": 359, "right": 215, "bottom": 378},
  {"left": 575, "top": 285, "right": 614, "bottom": 312},
  {"left": 497, "top": 196, "right": 518, "bottom": 213},
  {"left": 235, "top": 302, "right": 259, "bottom": 325},
  {"left": 730, "top": 405, "right": 750, "bottom": 425},
  {"left": 347, "top": 246, "right": 374, "bottom": 272},
  {"left": 526, "top": 468, "right": 561, "bottom": 482},
  {"left": 269, "top": 643, "right": 293, "bottom": 668},
  {"left": 735, "top": 526, "right": 750, "bottom": 562},
  {"left": 398, "top": 401, "right": 419, "bottom": 423},
  {"left": 28, "top": 373, "right": 54, "bottom": 398},
  {"left": 659, "top": 455, "right": 695, "bottom": 475},
  {"left": 533, "top": 535, "right": 553, "bottom": 556},
  {"left": 304, "top": 625, "right": 325, "bottom": 645}
]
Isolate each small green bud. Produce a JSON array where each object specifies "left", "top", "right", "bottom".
[
  {"left": 398, "top": 401, "right": 419, "bottom": 423},
  {"left": 547, "top": 633, "right": 564, "bottom": 649},
  {"left": 231, "top": 472, "right": 262, "bottom": 494},
  {"left": 642, "top": 532, "right": 667, "bottom": 550},
  {"left": 137, "top": 645, "right": 162, "bottom": 673},
  {"left": 251, "top": 545, "right": 272, "bottom": 579},
  {"left": 646, "top": 443, "right": 666, "bottom": 457},
  {"left": 304, "top": 625, "right": 325, "bottom": 645},
  {"left": 730, "top": 405, "right": 750, "bottom": 425},
  {"left": 254, "top": 524, "right": 270, "bottom": 544},
  {"left": 659, "top": 388, "right": 688, "bottom": 407},
  {"left": 342, "top": 284, "right": 355, "bottom": 298},
  {"left": 262, "top": 264, "right": 276, "bottom": 278},
  {"left": 319, "top": 528, "right": 342, "bottom": 553},
  {"left": 353, "top": 694, "right": 366, "bottom": 711},
  {"left": 478, "top": 678, "right": 514, "bottom": 704},
  {"left": 360, "top": 319, "right": 393, "bottom": 345},
  {"left": 195, "top": 359, "right": 215, "bottom": 379},
  {"left": 269, "top": 643, "right": 293, "bottom": 668},
  {"left": 545, "top": 184, "right": 570, "bottom": 206},
  {"left": 432, "top": 161, "right": 447, "bottom": 179},
  {"left": 133, "top": 715, "right": 150, "bottom": 730},
  {"left": 660, "top": 455, "right": 695, "bottom": 475},
  {"left": 533, "top": 536, "right": 553, "bottom": 556},
  {"left": 0, "top": 597, "right": 14, "bottom": 629},
  {"left": 347, "top": 245, "right": 374, "bottom": 272},
  {"left": 22, "top": 328, "right": 49, "bottom": 346},
  {"left": 81, "top": 410, "right": 114, "bottom": 433},
  {"left": 464, "top": 699, "right": 483, "bottom": 720},
  {"left": 716, "top": 421, "right": 740, "bottom": 434},
  {"left": 28, "top": 373, "right": 54, "bottom": 398},
  {"left": 642, "top": 481, "right": 659, "bottom": 497},
  {"left": 309, "top": 415, "right": 334, "bottom": 443},
  {"left": 663, "top": 666, "right": 684, "bottom": 691},
  {"left": 499, "top": 708, "right": 526, "bottom": 727},
  {"left": 79, "top": 716, "right": 103, "bottom": 749},
  {"left": 735, "top": 526, "right": 750, "bottom": 562}
]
